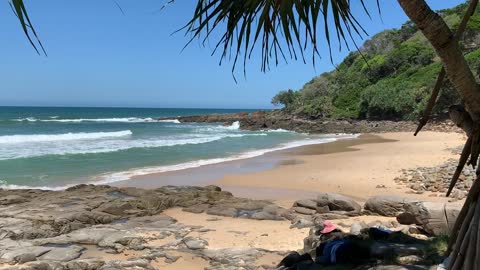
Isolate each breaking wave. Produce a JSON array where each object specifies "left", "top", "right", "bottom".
[
  {"left": 0, "top": 130, "right": 133, "bottom": 144},
  {"left": 12, "top": 117, "right": 180, "bottom": 123}
]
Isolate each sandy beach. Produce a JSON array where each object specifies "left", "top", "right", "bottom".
[
  {"left": 121, "top": 131, "right": 465, "bottom": 204},
  {"left": 217, "top": 131, "right": 466, "bottom": 203},
  {"left": 0, "top": 131, "right": 468, "bottom": 269},
  {"left": 110, "top": 131, "right": 466, "bottom": 268}
]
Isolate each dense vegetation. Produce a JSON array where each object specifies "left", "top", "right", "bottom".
[{"left": 272, "top": 3, "right": 480, "bottom": 120}]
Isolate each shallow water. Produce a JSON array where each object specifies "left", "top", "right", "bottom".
[{"left": 0, "top": 106, "right": 355, "bottom": 189}]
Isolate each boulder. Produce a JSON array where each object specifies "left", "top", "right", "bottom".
[
  {"left": 364, "top": 196, "right": 417, "bottom": 217},
  {"left": 183, "top": 237, "right": 208, "bottom": 250},
  {"left": 315, "top": 193, "right": 361, "bottom": 213},
  {"left": 397, "top": 201, "right": 461, "bottom": 235}
]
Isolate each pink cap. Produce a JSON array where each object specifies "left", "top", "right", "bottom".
[{"left": 320, "top": 220, "right": 337, "bottom": 234}]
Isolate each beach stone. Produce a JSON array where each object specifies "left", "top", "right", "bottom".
[
  {"left": 290, "top": 216, "right": 314, "bottom": 229},
  {"left": 315, "top": 192, "right": 361, "bottom": 213},
  {"left": 364, "top": 196, "right": 417, "bottom": 217},
  {"left": 250, "top": 211, "right": 282, "bottom": 220},
  {"left": 293, "top": 199, "right": 317, "bottom": 210},
  {"left": 206, "top": 206, "right": 238, "bottom": 217},
  {"left": 14, "top": 253, "right": 37, "bottom": 264},
  {"left": 291, "top": 207, "right": 316, "bottom": 215},
  {"left": 350, "top": 223, "right": 363, "bottom": 235},
  {"left": 184, "top": 237, "right": 208, "bottom": 250}
]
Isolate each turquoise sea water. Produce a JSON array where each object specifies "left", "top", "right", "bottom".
[{"left": 0, "top": 107, "right": 354, "bottom": 189}]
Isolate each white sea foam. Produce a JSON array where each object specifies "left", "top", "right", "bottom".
[
  {"left": 0, "top": 180, "right": 70, "bottom": 191},
  {"left": 0, "top": 134, "right": 359, "bottom": 190},
  {"left": 13, "top": 117, "right": 38, "bottom": 122},
  {"left": 0, "top": 130, "right": 133, "bottom": 144},
  {"left": 267, "top": 129, "right": 290, "bottom": 133},
  {"left": 0, "top": 132, "right": 267, "bottom": 160},
  {"left": 12, "top": 117, "right": 180, "bottom": 123},
  {"left": 196, "top": 121, "right": 241, "bottom": 133},
  {"left": 158, "top": 119, "right": 181, "bottom": 124},
  {"left": 226, "top": 121, "right": 240, "bottom": 130},
  {"left": 94, "top": 134, "right": 359, "bottom": 184}
]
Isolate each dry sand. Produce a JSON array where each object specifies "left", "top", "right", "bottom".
[{"left": 216, "top": 131, "right": 466, "bottom": 205}]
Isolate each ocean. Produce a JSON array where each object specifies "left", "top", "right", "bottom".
[{"left": 0, "top": 106, "right": 355, "bottom": 190}]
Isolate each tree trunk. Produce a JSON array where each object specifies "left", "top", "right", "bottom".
[
  {"left": 397, "top": 1, "right": 480, "bottom": 269},
  {"left": 397, "top": 0, "right": 480, "bottom": 121}
]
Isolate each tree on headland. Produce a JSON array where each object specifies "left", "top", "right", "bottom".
[
  {"left": 271, "top": 89, "right": 297, "bottom": 111},
  {"left": 7, "top": 0, "right": 480, "bottom": 268}
]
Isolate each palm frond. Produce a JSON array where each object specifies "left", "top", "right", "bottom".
[
  {"left": 175, "top": 0, "right": 375, "bottom": 75},
  {"left": 9, "top": 0, "right": 46, "bottom": 56}
]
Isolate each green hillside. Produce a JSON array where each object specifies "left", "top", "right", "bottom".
[{"left": 272, "top": 3, "right": 480, "bottom": 120}]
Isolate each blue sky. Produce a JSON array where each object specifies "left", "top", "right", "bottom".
[{"left": 0, "top": 0, "right": 466, "bottom": 109}]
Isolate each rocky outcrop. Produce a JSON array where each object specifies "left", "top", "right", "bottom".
[
  {"left": 162, "top": 110, "right": 461, "bottom": 134},
  {"left": 0, "top": 184, "right": 296, "bottom": 269},
  {"left": 0, "top": 185, "right": 457, "bottom": 269},
  {"left": 0, "top": 184, "right": 291, "bottom": 242}
]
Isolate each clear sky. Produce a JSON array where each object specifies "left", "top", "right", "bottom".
[{"left": 0, "top": 0, "right": 466, "bottom": 109}]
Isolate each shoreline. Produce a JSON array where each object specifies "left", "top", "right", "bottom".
[
  {"left": 114, "top": 131, "right": 465, "bottom": 203},
  {"left": 0, "top": 132, "right": 359, "bottom": 191},
  {"left": 96, "top": 133, "right": 358, "bottom": 187},
  {"left": 110, "top": 133, "right": 361, "bottom": 189},
  {"left": 1, "top": 131, "right": 465, "bottom": 201}
]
